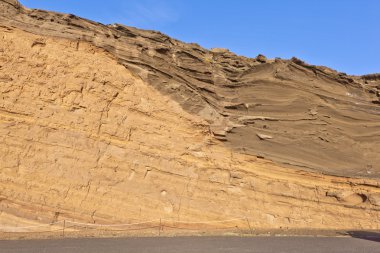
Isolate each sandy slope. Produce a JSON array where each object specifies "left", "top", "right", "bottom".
[{"left": 0, "top": 0, "right": 379, "bottom": 235}]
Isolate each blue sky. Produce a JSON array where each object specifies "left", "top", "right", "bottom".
[{"left": 20, "top": 0, "right": 379, "bottom": 75}]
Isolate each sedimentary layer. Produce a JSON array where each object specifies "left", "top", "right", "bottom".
[
  {"left": 1, "top": 0, "right": 380, "bottom": 177},
  {"left": 0, "top": 0, "right": 379, "bottom": 232}
]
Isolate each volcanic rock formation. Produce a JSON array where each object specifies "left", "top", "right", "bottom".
[{"left": 0, "top": 0, "right": 380, "bottom": 234}]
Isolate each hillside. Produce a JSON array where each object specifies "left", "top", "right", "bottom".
[{"left": 0, "top": 0, "right": 379, "bottom": 235}]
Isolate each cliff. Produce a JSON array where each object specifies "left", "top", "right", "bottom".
[{"left": 0, "top": 0, "right": 379, "bottom": 235}]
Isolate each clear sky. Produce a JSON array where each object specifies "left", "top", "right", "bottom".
[{"left": 20, "top": 0, "right": 379, "bottom": 75}]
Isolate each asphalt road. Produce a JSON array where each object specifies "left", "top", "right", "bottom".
[{"left": 1, "top": 236, "right": 380, "bottom": 253}]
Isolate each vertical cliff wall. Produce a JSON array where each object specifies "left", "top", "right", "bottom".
[{"left": 0, "top": 0, "right": 379, "bottom": 234}]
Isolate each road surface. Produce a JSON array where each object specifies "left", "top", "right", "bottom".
[{"left": 1, "top": 235, "right": 379, "bottom": 253}]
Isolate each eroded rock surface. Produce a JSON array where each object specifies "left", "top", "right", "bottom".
[
  {"left": 0, "top": 0, "right": 380, "bottom": 233},
  {"left": 1, "top": 0, "right": 380, "bottom": 177}
]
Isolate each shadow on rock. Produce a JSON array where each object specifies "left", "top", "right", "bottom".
[{"left": 348, "top": 231, "right": 380, "bottom": 242}]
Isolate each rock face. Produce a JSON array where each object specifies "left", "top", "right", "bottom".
[
  {"left": 1, "top": 1, "right": 380, "bottom": 178},
  {"left": 0, "top": 0, "right": 380, "bottom": 233}
]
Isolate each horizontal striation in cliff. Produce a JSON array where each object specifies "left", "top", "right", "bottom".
[{"left": 0, "top": 0, "right": 380, "bottom": 234}]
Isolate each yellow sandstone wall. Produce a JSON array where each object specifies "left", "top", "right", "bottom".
[{"left": 0, "top": 28, "right": 380, "bottom": 232}]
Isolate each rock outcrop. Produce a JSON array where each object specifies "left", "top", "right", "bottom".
[
  {"left": 1, "top": 0, "right": 380, "bottom": 177},
  {"left": 0, "top": 0, "right": 379, "bottom": 234}
]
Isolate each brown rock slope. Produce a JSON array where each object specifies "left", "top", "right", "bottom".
[
  {"left": 0, "top": 0, "right": 380, "bottom": 232},
  {"left": 2, "top": 0, "right": 380, "bottom": 177}
]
